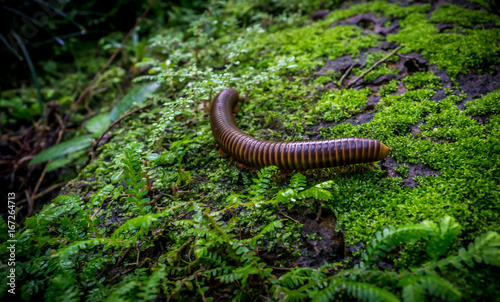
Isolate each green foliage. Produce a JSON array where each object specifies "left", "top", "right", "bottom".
[
  {"left": 353, "top": 51, "right": 400, "bottom": 83},
  {"left": 400, "top": 275, "right": 461, "bottom": 302},
  {"left": 311, "top": 280, "right": 399, "bottom": 302},
  {"left": 388, "top": 12, "right": 500, "bottom": 79},
  {"left": 380, "top": 80, "right": 399, "bottom": 97},
  {"left": 120, "top": 143, "right": 150, "bottom": 214},
  {"left": 429, "top": 4, "right": 500, "bottom": 28},
  {"left": 393, "top": 164, "right": 409, "bottom": 178},
  {"left": 314, "top": 88, "right": 371, "bottom": 122},
  {"left": 465, "top": 89, "right": 500, "bottom": 115},
  {"left": 109, "top": 82, "right": 160, "bottom": 121},
  {"left": 362, "top": 216, "right": 462, "bottom": 263},
  {"left": 249, "top": 166, "right": 277, "bottom": 198},
  {"left": 29, "top": 135, "right": 94, "bottom": 166},
  {"left": 8, "top": 0, "right": 500, "bottom": 301},
  {"left": 402, "top": 72, "right": 441, "bottom": 90},
  {"left": 276, "top": 172, "right": 335, "bottom": 206},
  {"left": 273, "top": 217, "right": 499, "bottom": 302}
]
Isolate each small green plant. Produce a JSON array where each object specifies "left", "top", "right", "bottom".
[
  {"left": 272, "top": 216, "right": 500, "bottom": 302},
  {"left": 394, "top": 164, "right": 409, "bottom": 178},
  {"left": 121, "top": 143, "right": 151, "bottom": 214}
]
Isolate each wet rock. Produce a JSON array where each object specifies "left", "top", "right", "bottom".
[{"left": 456, "top": 65, "right": 500, "bottom": 109}]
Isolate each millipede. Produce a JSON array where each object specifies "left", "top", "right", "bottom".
[{"left": 209, "top": 88, "right": 391, "bottom": 171}]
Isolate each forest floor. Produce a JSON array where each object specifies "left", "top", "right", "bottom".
[{"left": 2, "top": 0, "right": 500, "bottom": 301}]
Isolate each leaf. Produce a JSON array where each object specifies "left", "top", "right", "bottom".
[
  {"left": 85, "top": 114, "right": 111, "bottom": 134},
  {"left": 110, "top": 82, "right": 159, "bottom": 121},
  {"left": 145, "top": 153, "right": 159, "bottom": 161},
  {"left": 418, "top": 275, "right": 462, "bottom": 301},
  {"left": 401, "top": 282, "right": 425, "bottom": 302},
  {"left": 29, "top": 135, "right": 94, "bottom": 166}
]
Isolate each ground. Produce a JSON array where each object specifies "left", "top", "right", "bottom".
[{"left": 1, "top": 0, "right": 500, "bottom": 301}]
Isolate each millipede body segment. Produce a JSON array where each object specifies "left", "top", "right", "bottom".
[{"left": 210, "top": 88, "right": 391, "bottom": 170}]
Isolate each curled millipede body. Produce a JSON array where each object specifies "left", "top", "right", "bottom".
[{"left": 210, "top": 88, "right": 391, "bottom": 170}]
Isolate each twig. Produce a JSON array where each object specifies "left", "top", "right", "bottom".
[
  {"left": 25, "top": 189, "right": 33, "bottom": 217},
  {"left": 346, "top": 45, "right": 405, "bottom": 88},
  {"left": 266, "top": 266, "right": 291, "bottom": 271},
  {"left": 315, "top": 205, "right": 323, "bottom": 223},
  {"left": 116, "top": 246, "right": 133, "bottom": 266},
  {"left": 16, "top": 182, "right": 65, "bottom": 206},
  {"left": 279, "top": 211, "right": 300, "bottom": 225},
  {"left": 339, "top": 63, "right": 356, "bottom": 86}
]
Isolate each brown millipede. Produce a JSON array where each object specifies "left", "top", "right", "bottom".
[{"left": 210, "top": 88, "right": 391, "bottom": 170}]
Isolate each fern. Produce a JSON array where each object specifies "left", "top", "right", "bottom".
[
  {"left": 277, "top": 267, "right": 317, "bottom": 289},
  {"left": 362, "top": 224, "right": 427, "bottom": 263},
  {"left": 121, "top": 143, "right": 150, "bottom": 214},
  {"left": 297, "top": 181, "right": 335, "bottom": 201},
  {"left": 112, "top": 213, "right": 159, "bottom": 242},
  {"left": 44, "top": 273, "right": 82, "bottom": 302},
  {"left": 105, "top": 281, "right": 141, "bottom": 302},
  {"left": 289, "top": 172, "right": 307, "bottom": 191},
  {"left": 399, "top": 275, "right": 461, "bottom": 302},
  {"left": 276, "top": 173, "right": 335, "bottom": 205},
  {"left": 466, "top": 231, "right": 500, "bottom": 266},
  {"left": 363, "top": 216, "right": 461, "bottom": 264},
  {"left": 54, "top": 238, "right": 126, "bottom": 260},
  {"left": 247, "top": 219, "right": 284, "bottom": 247},
  {"left": 218, "top": 265, "right": 262, "bottom": 286},
  {"left": 420, "top": 216, "right": 462, "bottom": 260},
  {"left": 438, "top": 231, "right": 500, "bottom": 269},
  {"left": 249, "top": 166, "right": 278, "bottom": 199},
  {"left": 310, "top": 280, "right": 399, "bottom": 302},
  {"left": 89, "top": 185, "right": 114, "bottom": 207},
  {"left": 137, "top": 264, "right": 167, "bottom": 300}
]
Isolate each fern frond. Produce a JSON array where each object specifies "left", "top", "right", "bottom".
[
  {"left": 468, "top": 231, "right": 500, "bottom": 266},
  {"left": 297, "top": 186, "right": 333, "bottom": 201},
  {"left": 137, "top": 264, "right": 167, "bottom": 300},
  {"left": 89, "top": 185, "right": 114, "bottom": 207},
  {"left": 417, "top": 275, "right": 461, "bottom": 301},
  {"left": 400, "top": 281, "right": 425, "bottom": 302},
  {"left": 437, "top": 231, "right": 500, "bottom": 269},
  {"left": 278, "top": 267, "right": 316, "bottom": 289},
  {"left": 218, "top": 266, "right": 261, "bottom": 286},
  {"left": 400, "top": 275, "right": 461, "bottom": 302},
  {"left": 54, "top": 238, "right": 127, "bottom": 259},
  {"left": 289, "top": 173, "right": 307, "bottom": 191},
  {"left": 112, "top": 213, "right": 159, "bottom": 241},
  {"left": 249, "top": 166, "right": 278, "bottom": 198},
  {"left": 310, "top": 280, "right": 399, "bottom": 302},
  {"left": 423, "top": 216, "right": 461, "bottom": 259},
  {"left": 248, "top": 219, "right": 284, "bottom": 247},
  {"left": 362, "top": 224, "right": 428, "bottom": 263}
]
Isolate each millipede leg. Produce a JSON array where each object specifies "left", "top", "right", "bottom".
[{"left": 219, "top": 148, "right": 228, "bottom": 157}]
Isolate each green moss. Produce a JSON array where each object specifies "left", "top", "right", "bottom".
[
  {"left": 324, "top": 1, "right": 430, "bottom": 23},
  {"left": 465, "top": 89, "right": 500, "bottom": 115},
  {"left": 253, "top": 24, "right": 380, "bottom": 70},
  {"left": 429, "top": 4, "right": 500, "bottom": 27},
  {"left": 313, "top": 88, "right": 371, "bottom": 122},
  {"left": 380, "top": 80, "right": 399, "bottom": 96},
  {"left": 388, "top": 12, "right": 500, "bottom": 79},
  {"left": 402, "top": 71, "right": 441, "bottom": 90},
  {"left": 394, "top": 164, "right": 409, "bottom": 178}
]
